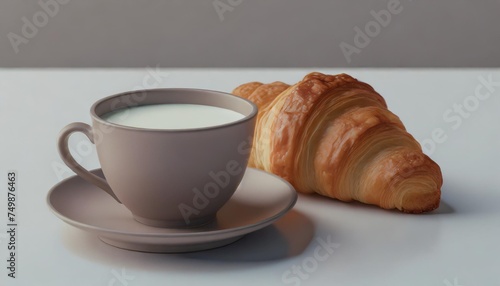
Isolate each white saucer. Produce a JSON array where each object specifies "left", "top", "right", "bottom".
[{"left": 47, "top": 168, "right": 297, "bottom": 253}]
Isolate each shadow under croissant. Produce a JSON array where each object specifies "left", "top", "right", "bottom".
[
  {"left": 60, "top": 209, "right": 315, "bottom": 270},
  {"left": 303, "top": 191, "right": 455, "bottom": 215},
  {"left": 427, "top": 200, "right": 454, "bottom": 215}
]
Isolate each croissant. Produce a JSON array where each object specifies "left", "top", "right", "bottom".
[{"left": 232, "top": 72, "right": 442, "bottom": 213}]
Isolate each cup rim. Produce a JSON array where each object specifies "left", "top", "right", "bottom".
[{"left": 90, "top": 88, "right": 258, "bottom": 132}]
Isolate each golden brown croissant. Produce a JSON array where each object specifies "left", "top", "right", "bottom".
[{"left": 233, "top": 72, "right": 443, "bottom": 213}]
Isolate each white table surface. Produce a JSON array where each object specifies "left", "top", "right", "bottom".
[{"left": 0, "top": 68, "right": 499, "bottom": 286}]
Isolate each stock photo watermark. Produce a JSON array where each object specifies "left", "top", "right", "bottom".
[
  {"left": 213, "top": 0, "right": 244, "bottom": 22},
  {"left": 420, "top": 74, "right": 500, "bottom": 155},
  {"left": 339, "top": 0, "right": 404, "bottom": 64},
  {"left": 5, "top": 171, "right": 18, "bottom": 279},
  {"left": 7, "top": 0, "right": 71, "bottom": 54},
  {"left": 108, "top": 268, "right": 135, "bottom": 286},
  {"left": 282, "top": 235, "right": 339, "bottom": 286},
  {"left": 178, "top": 136, "right": 252, "bottom": 224},
  {"left": 443, "top": 278, "right": 464, "bottom": 286},
  {"left": 51, "top": 66, "right": 169, "bottom": 181}
]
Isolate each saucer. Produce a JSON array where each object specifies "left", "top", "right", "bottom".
[{"left": 47, "top": 168, "right": 297, "bottom": 253}]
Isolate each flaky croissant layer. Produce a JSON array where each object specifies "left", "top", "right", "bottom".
[{"left": 233, "top": 72, "right": 442, "bottom": 213}]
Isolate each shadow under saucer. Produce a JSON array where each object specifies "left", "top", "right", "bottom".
[
  {"left": 180, "top": 209, "right": 315, "bottom": 261},
  {"left": 61, "top": 209, "right": 315, "bottom": 269}
]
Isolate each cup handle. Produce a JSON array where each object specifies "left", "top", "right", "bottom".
[{"left": 58, "top": 122, "right": 121, "bottom": 203}]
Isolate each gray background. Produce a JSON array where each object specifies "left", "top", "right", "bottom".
[{"left": 0, "top": 0, "right": 499, "bottom": 68}]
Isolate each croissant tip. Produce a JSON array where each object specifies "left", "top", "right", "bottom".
[
  {"left": 401, "top": 203, "right": 440, "bottom": 214},
  {"left": 399, "top": 189, "right": 441, "bottom": 214}
]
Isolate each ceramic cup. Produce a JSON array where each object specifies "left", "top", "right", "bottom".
[{"left": 58, "top": 88, "right": 257, "bottom": 228}]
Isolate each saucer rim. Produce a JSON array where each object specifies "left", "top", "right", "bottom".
[{"left": 47, "top": 167, "right": 297, "bottom": 238}]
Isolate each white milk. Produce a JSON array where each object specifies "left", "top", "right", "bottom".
[{"left": 102, "top": 104, "right": 244, "bottom": 129}]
